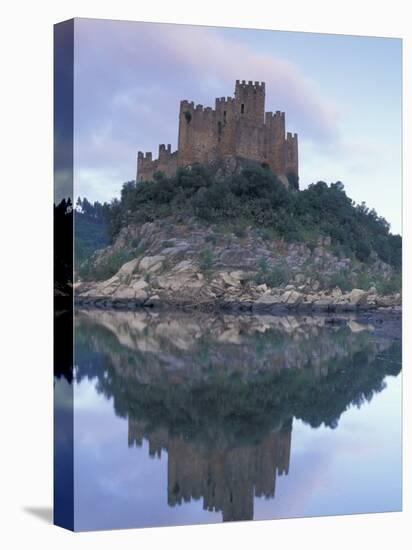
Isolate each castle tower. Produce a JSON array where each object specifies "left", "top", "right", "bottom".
[
  {"left": 177, "top": 100, "right": 195, "bottom": 166},
  {"left": 215, "top": 96, "right": 237, "bottom": 157},
  {"left": 285, "top": 132, "right": 299, "bottom": 177},
  {"left": 234, "top": 80, "right": 265, "bottom": 124},
  {"left": 265, "top": 111, "right": 286, "bottom": 175},
  {"left": 234, "top": 80, "right": 266, "bottom": 162}
]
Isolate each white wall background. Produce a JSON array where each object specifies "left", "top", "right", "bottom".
[{"left": 0, "top": 1, "right": 410, "bottom": 549}]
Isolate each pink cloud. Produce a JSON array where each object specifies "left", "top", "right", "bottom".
[
  {"left": 73, "top": 19, "right": 342, "bottom": 201},
  {"left": 151, "top": 24, "right": 340, "bottom": 141}
]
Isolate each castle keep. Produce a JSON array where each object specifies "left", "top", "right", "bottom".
[{"left": 137, "top": 80, "right": 298, "bottom": 183}]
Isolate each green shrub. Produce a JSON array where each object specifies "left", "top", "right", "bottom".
[
  {"left": 199, "top": 248, "right": 214, "bottom": 279},
  {"left": 286, "top": 172, "right": 299, "bottom": 191},
  {"left": 266, "top": 264, "right": 290, "bottom": 287},
  {"left": 256, "top": 256, "right": 269, "bottom": 275},
  {"left": 205, "top": 233, "right": 218, "bottom": 245},
  {"left": 233, "top": 224, "right": 247, "bottom": 238},
  {"left": 258, "top": 227, "right": 278, "bottom": 242},
  {"left": 89, "top": 164, "right": 401, "bottom": 271},
  {"left": 354, "top": 240, "right": 371, "bottom": 263},
  {"left": 326, "top": 271, "right": 352, "bottom": 292},
  {"left": 355, "top": 271, "right": 374, "bottom": 290},
  {"left": 254, "top": 257, "right": 290, "bottom": 287},
  {"left": 375, "top": 274, "right": 401, "bottom": 295},
  {"left": 79, "top": 249, "right": 135, "bottom": 282}
]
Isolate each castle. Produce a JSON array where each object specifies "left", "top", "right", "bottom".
[
  {"left": 137, "top": 80, "right": 298, "bottom": 183},
  {"left": 128, "top": 418, "right": 291, "bottom": 522}
]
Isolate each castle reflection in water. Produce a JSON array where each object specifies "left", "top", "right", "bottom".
[
  {"left": 128, "top": 419, "right": 291, "bottom": 522},
  {"left": 66, "top": 308, "right": 401, "bottom": 523}
]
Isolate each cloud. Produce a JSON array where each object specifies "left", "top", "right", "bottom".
[
  {"left": 73, "top": 19, "right": 340, "bottom": 202},
  {"left": 150, "top": 24, "right": 340, "bottom": 141}
]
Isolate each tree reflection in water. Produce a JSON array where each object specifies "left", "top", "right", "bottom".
[{"left": 67, "top": 309, "right": 401, "bottom": 522}]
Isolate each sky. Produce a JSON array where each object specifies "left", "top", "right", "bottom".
[
  {"left": 71, "top": 373, "right": 401, "bottom": 530},
  {"left": 72, "top": 18, "right": 402, "bottom": 234}
]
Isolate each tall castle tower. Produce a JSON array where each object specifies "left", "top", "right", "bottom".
[
  {"left": 137, "top": 80, "right": 298, "bottom": 184},
  {"left": 234, "top": 79, "right": 265, "bottom": 123}
]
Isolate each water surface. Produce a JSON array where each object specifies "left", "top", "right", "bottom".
[{"left": 62, "top": 310, "right": 401, "bottom": 530}]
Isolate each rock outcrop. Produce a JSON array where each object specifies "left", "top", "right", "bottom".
[{"left": 76, "top": 220, "right": 401, "bottom": 312}]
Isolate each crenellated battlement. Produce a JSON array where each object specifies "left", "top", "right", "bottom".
[
  {"left": 235, "top": 79, "right": 265, "bottom": 92},
  {"left": 137, "top": 80, "right": 298, "bottom": 183},
  {"left": 180, "top": 100, "right": 195, "bottom": 113},
  {"left": 159, "top": 143, "right": 173, "bottom": 158},
  {"left": 137, "top": 145, "right": 178, "bottom": 182},
  {"left": 215, "top": 97, "right": 235, "bottom": 106},
  {"left": 137, "top": 151, "right": 153, "bottom": 161},
  {"left": 265, "top": 111, "right": 285, "bottom": 124}
]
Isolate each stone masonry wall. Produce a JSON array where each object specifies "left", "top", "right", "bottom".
[
  {"left": 137, "top": 80, "right": 298, "bottom": 183},
  {"left": 137, "top": 145, "right": 178, "bottom": 182}
]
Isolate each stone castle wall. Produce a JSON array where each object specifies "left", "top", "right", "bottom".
[
  {"left": 137, "top": 80, "right": 298, "bottom": 183},
  {"left": 166, "top": 427, "right": 292, "bottom": 522},
  {"left": 137, "top": 145, "right": 178, "bottom": 181},
  {"left": 128, "top": 418, "right": 292, "bottom": 522}
]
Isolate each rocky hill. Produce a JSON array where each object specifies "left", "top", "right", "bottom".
[
  {"left": 75, "top": 218, "right": 401, "bottom": 312},
  {"left": 75, "top": 163, "right": 401, "bottom": 311}
]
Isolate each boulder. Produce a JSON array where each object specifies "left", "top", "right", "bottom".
[
  {"left": 281, "top": 290, "right": 303, "bottom": 306},
  {"left": 135, "top": 290, "right": 148, "bottom": 303},
  {"left": 331, "top": 287, "right": 342, "bottom": 299},
  {"left": 117, "top": 258, "right": 139, "bottom": 278},
  {"left": 151, "top": 261, "right": 164, "bottom": 273},
  {"left": 311, "top": 280, "right": 320, "bottom": 291},
  {"left": 220, "top": 271, "right": 241, "bottom": 288},
  {"left": 139, "top": 255, "right": 165, "bottom": 272},
  {"left": 113, "top": 286, "right": 137, "bottom": 300},
  {"left": 230, "top": 270, "right": 248, "bottom": 282},
  {"left": 252, "top": 294, "right": 282, "bottom": 311},
  {"left": 172, "top": 259, "right": 196, "bottom": 273},
  {"left": 366, "top": 294, "right": 378, "bottom": 305},
  {"left": 256, "top": 283, "right": 268, "bottom": 292},
  {"left": 294, "top": 273, "right": 305, "bottom": 284},
  {"left": 394, "top": 293, "right": 402, "bottom": 306},
  {"left": 132, "top": 279, "right": 149, "bottom": 292},
  {"left": 255, "top": 294, "right": 281, "bottom": 305},
  {"left": 99, "top": 274, "right": 120, "bottom": 290},
  {"left": 346, "top": 288, "right": 368, "bottom": 305},
  {"left": 376, "top": 295, "right": 396, "bottom": 307},
  {"left": 161, "top": 243, "right": 190, "bottom": 256}
]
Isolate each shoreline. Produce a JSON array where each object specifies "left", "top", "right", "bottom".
[{"left": 74, "top": 295, "right": 402, "bottom": 316}]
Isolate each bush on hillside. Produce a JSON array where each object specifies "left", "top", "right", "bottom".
[{"left": 89, "top": 164, "right": 401, "bottom": 271}]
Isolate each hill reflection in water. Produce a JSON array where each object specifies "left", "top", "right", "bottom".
[{"left": 68, "top": 309, "right": 401, "bottom": 528}]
